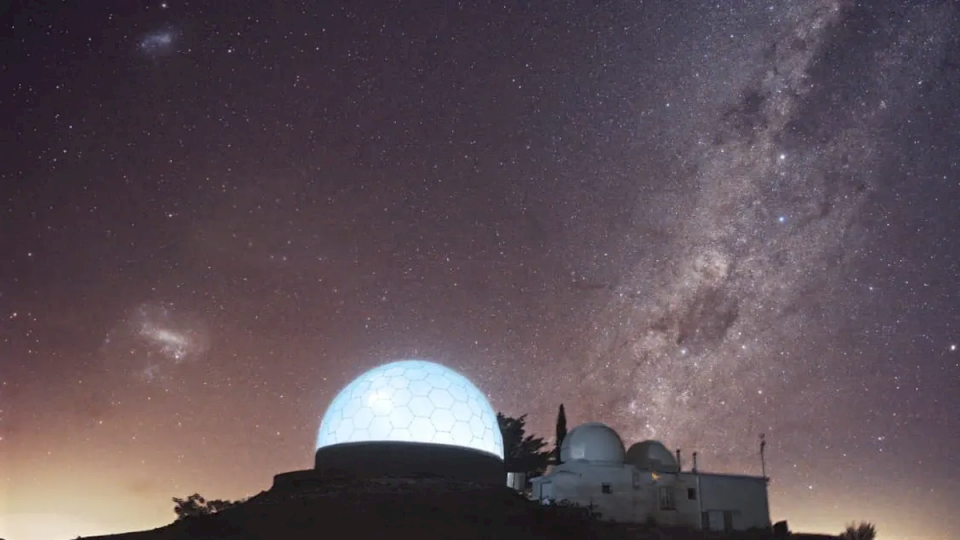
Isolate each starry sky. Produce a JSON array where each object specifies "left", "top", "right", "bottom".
[{"left": 1, "top": 1, "right": 958, "bottom": 539}]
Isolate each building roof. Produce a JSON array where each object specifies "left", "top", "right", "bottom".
[{"left": 680, "top": 471, "right": 769, "bottom": 482}]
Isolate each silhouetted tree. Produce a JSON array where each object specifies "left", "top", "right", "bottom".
[
  {"left": 173, "top": 493, "right": 241, "bottom": 520},
  {"left": 840, "top": 522, "right": 877, "bottom": 540},
  {"left": 497, "top": 412, "right": 552, "bottom": 478},
  {"left": 173, "top": 494, "right": 207, "bottom": 520},
  {"left": 206, "top": 498, "right": 239, "bottom": 513},
  {"left": 554, "top": 404, "right": 567, "bottom": 464}
]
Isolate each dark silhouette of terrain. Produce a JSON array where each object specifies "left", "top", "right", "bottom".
[
  {"left": 72, "top": 413, "right": 863, "bottom": 540},
  {"left": 76, "top": 477, "right": 846, "bottom": 540},
  {"left": 83, "top": 478, "right": 594, "bottom": 540}
]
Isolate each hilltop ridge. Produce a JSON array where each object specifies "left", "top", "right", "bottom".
[{"left": 77, "top": 477, "right": 833, "bottom": 540}]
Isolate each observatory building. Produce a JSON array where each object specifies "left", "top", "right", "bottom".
[
  {"left": 529, "top": 422, "right": 770, "bottom": 532},
  {"left": 272, "top": 359, "right": 505, "bottom": 490}
]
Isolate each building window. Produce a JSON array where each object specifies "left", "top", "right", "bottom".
[
  {"left": 632, "top": 471, "right": 641, "bottom": 489},
  {"left": 601, "top": 483, "right": 612, "bottom": 494},
  {"left": 688, "top": 487, "right": 697, "bottom": 500},
  {"left": 658, "top": 486, "right": 675, "bottom": 510}
]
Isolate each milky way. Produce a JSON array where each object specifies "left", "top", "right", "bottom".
[{"left": 568, "top": 1, "right": 956, "bottom": 464}]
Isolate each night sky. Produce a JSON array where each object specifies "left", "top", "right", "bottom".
[{"left": 2, "top": 1, "right": 958, "bottom": 539}]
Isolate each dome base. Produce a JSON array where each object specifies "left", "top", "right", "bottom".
[
  {"left": 272, "top": 469, "right": 328, "bottom": 491},
  {"left": 305, "top": 441, "right": 504, "bottom": 484}
]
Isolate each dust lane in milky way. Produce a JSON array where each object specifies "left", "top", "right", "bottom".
[{"left": 569, "top": 0, "right": 952, "bottom": 445}]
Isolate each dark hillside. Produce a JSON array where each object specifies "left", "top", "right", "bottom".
[{"left": 79, "top": 478, "right": 833, "bottom": 540}]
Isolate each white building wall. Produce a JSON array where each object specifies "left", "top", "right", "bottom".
[
  {"left": 532, "top": 467, "right": 769, "bottom": 531},
  {"left": 652, "top": 474, "right": 701, "bottom": 528},
  {"left": 533, "top": 463, "right": 653, "bottom": 523},
  {"left": 532, "top": 464, "right": 705, "bottom": 527},
  {"left": 691, "top": 473, "right": 771, "bottom": 531}
]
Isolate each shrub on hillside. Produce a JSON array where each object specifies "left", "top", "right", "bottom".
[{"left": 840, "top": 521, "right": 876, "bottom": 540}]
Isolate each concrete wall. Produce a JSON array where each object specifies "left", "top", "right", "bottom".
[
  {"left": 533, "top": 463, "right": 648, "bottom": 523},
  {"left": 531, "top": 463, "right": 702, "bottom": 527},
  {"left": 652, "top": 474, "right": 701, "bottom": 528},
  {"left": 531, "top": 466, "right": 768, "bottom": 531},
  {"left": 692, "top": 473, "right": 771, "bottom": 531}
]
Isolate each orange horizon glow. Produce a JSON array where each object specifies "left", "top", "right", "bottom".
[{"left": 2, "top": 455, "right": 951, "bottom": 540}]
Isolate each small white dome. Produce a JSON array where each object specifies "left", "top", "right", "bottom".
[
  {"left": 626, "top": 440, "right": 679, "bottom": 472},
  {"left": 560, "top": 422, "right": 625, "bottom": 463}
]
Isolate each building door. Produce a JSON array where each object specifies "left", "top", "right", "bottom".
[
  {"left": 704, "top": 510, "right": 724, "bottom": 531},
  {"left": 539, "top": 481, "right": 553, "bottom": 502},
  {"left": 723, "top": 511, "right": 734, "bottom": 532}
]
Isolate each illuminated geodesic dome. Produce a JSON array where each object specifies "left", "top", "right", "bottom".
[{"left": 315, "top": 360, "right": 504, "bottom": 459}]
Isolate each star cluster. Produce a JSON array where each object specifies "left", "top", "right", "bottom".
[{"left": 1, "top": 1, "right": 958, "bottom": 539}]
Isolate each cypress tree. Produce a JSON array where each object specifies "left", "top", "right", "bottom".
[{"left": 554, "top": 404, "right": 567, "bottom": 464}]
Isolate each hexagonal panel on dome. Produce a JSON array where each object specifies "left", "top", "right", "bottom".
[
  {"left": 408, "top": 396, "right": 434, "bottom": 418},
  {"left": 429, "top": 388, "right": 455, "bottom": 409},
  {"left": 383, "top": 365, "right": 406, "bottom": 378},
  {"left": 391, "top": 428, "right": 413, "bottom": 441},
  {"left": 315, "top": 359, "right": 504, "bottom": 459},
  {"left": 432, "top": 408, "right": 456, "bottom": 432},
  {"left": 424, "top": 372, "right": 452, "bottom": 390},
  {"left": 409, "top": 379, "right": 433, "bottom": 397},
  {"left": 392, "top": 388, "right": 412, "bottom": 407},
  {"left": 368, "top": 416, "right": 393, "bottom": 439},
  {"left": 434, "top": 431, "right": 457, "bottom": 445},
  {"left": 450, "top": 421, "right": 473, "bottom": 442},
  {"left": 408, "top": 416, "right": 437, "bottom": 441},
  {"left": 451, "top": 401, "right": 472, "bottom": 422},
  {"left": 448, "top": 384, "right": 469, "bottom": 403}
]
